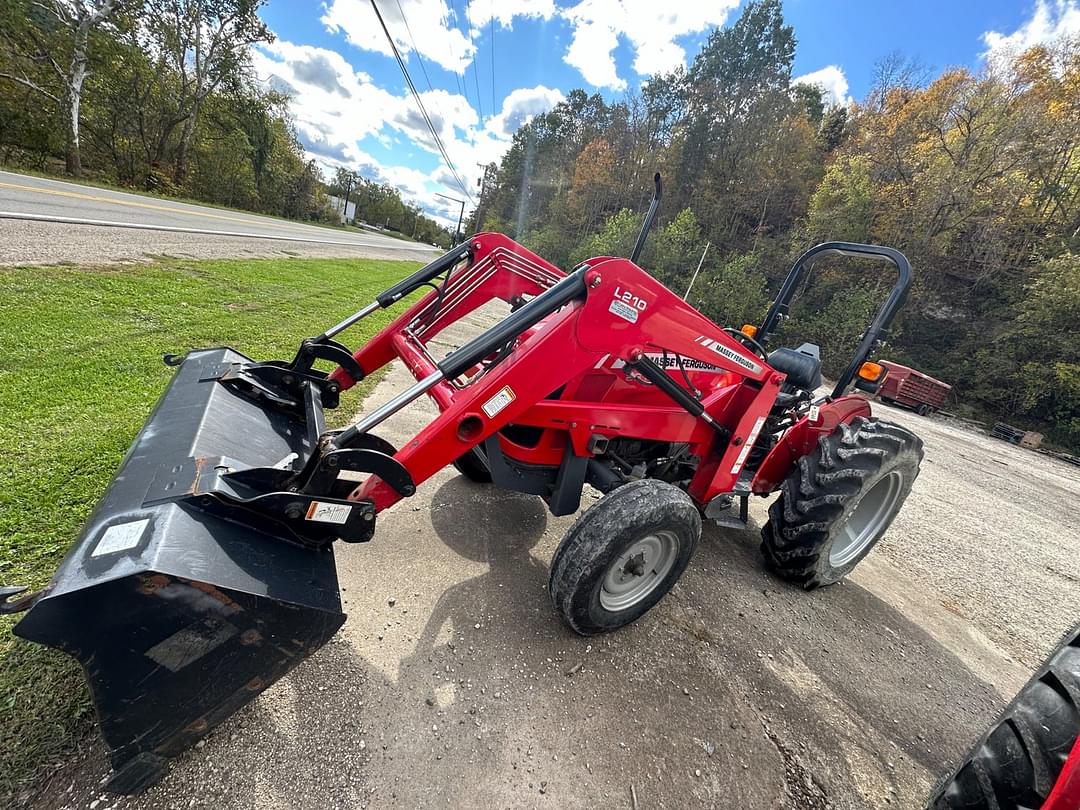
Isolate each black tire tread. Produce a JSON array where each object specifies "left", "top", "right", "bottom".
[
  {"left": 761, "top": 416, "right": 923, "bottom": 589},
  {"left": 929, "top": 625, "right": 1080, "bottom": 809},
  {"left": 548, "top": 479, "right": 701, "bottom": 635}
]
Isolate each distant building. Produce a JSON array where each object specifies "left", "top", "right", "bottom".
[{"left": 327, "top": 194, "right": 356, "bottom": 223}]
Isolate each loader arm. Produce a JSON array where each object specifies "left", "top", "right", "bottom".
[
  {"left": 327, "top": 233, "right": 567, "bottom": 392},
  {"left": 342, "top": 252, "right": 782, "bottom": 514}
]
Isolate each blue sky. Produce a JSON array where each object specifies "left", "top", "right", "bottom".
[{"left": 252, "top": 0, "right": 1080, "bottom": 227}]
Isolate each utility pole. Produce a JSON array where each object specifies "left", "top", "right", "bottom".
[
  {"left": 435, "top": 192, "right": 466, "bottom": 246},
  {"left": 341, "top": 172, "right": 355, "bottom": 225},
  {"left": 473, "top": 162, "right": 491, "bottom": 231}
]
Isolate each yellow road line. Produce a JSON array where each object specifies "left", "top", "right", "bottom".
[{"left": 0, "top": 180, "right": 299, "bottom": 230}]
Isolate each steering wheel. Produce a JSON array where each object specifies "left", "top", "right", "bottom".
[{"left": 722, "top": 327, "right": 769, "bottom": 360}]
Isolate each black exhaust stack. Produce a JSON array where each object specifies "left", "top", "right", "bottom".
[{"left": 630, "top": 172, "right": 663, "bottom": 264}]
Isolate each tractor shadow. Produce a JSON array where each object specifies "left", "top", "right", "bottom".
[
  {"left": 414, "top": 478, "right": 551, "bottom": 657},
  {"left": 399, "top": 479, "right": 1007, "bottom": 806}
]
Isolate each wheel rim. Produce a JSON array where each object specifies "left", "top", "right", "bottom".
[
  {"left": 599, "top": 530, "right": 680, "bottom": 612},
  {"left": 829, "top": 471, "right": 905, "bottom": 567}
]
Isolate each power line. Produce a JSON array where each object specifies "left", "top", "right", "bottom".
[
  {"left": 394, "top": 0, "right": 436, "bottom": 95},
  {"left": 464, "top": 0, "right": 483, "bottom": 119},
  {"left": 447, "top": 0, "right": 466, "bottom": 100},
  {"left": 369, "top": 0, "right": 475, "bottom": 204},
  {"left": 489, "top": 1, "right": 496, "bottom": 116},
  {"left": 393, "top": 0, "right": 463, "bottom": 174}
]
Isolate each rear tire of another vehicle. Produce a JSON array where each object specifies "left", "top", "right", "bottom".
[
  {"left": 452, "top": 447, "right": 492, "bottom": 484},
  {"left": 916, "top": 403, "right": 932, "bottom": 416},
  {"left": 761, "top": 416, "right": 923, "bottom": 589},
  {"left": 928, "top": 623, "right": 1080, "bottom": 809},
  {"left": 548, "top": 479, "right": 701, "bottom": 635}
]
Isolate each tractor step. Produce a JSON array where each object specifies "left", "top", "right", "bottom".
[{"left": 705, "top": 493, "right": 749, "bottom": 529}]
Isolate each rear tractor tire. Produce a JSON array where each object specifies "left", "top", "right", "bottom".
[
  {"left": 761, "top": 416, "right": 923, "bottom": 589},
  {"left": 548, "top": 479, "right": 701, "bottom": 635},
  {"left": 452, "top": 447, "right": 492, "bottom": 484}
]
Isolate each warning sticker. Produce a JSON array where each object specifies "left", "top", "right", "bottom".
[
  {"left": 482, "top": 385, "right": 516, "bottom": 418},
  {"left": 730, "top": 416, "right": 768, "bottom": 475},
  {"left": 808, "top": 405, "right": 821, "bottom": 423},
  {"left": 92, "top": 518, "right": 150, "bottom": 557},
  {"left": 609, "top": 299, "right": 639, "bottom": 323},
  {"left": 306, "top": 501, "right": 352, "bottom": 525}
]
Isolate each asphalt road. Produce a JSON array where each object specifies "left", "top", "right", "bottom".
[
  {"left": 23, "top": 306, "right": 1080, "bottom": 810},
  {"left": 0, "top": 170, "right": 441, "bottom": 264}
]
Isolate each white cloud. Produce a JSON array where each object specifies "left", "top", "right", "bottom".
[
  {"left": 321, "top": 0, "right": 564, "bottom": 78},
  {"left": 983, "top": 0, "right": 1080, "bottom": 65},
  {"left": 559, "top": 0, "right": 740, "bottom": 90},
  {"left": 321, "top": 0, "right": 476, "bottom": 74},
  {"left": 252, "top": 40, "right": 401, "bottom": 150},
  {"left": 252, "top": 38, "right": 563, "bottom": 228},
  {"left": 793, "top": 65, "right": 852, "bottom": 108},
  {"left": 466, "top": 0, "right": 556, "bottom": 30},
  {"left": 320, "top": 0, "right": 737, "bottom": 94},
  {"left": 489, "top": 85, "right": 565, "bottom": 135}
]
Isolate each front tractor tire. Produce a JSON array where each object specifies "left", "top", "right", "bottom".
[
  {"left": 549, "top": 479, "right": 701, "bottom": 635},
  {"left": 761, "top": 416, "right": 923, "bottom": 589}
]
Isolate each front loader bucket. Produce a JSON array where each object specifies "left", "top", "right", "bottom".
[{"left": 11, "top": 347, "right": 346, "bottom": 793}]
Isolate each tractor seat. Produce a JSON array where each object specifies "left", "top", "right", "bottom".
[{"left": 768, "top": 343, "right": 822, "bottom": 391}]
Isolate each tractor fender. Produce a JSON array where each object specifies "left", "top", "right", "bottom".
[{"left": 750, "top": 395, "right": 871, "bottom": 494}]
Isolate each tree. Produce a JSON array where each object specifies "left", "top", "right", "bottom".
[
  {"left": 673, "top": 0, "right": 805, "bottom": 250},
  {"left": 805, "top": 155, "right": 876, "bottom": 242},
  {"left": 690, "top": 253, "right": 771, "bottom": 330},
  {"left": 144, "top": 0, "right": 271, "bottom": 184},
  {"left": 819, "top": 105, "right": 848, "bottom": 151},
  {"left": 793, "top": 83, "right": 825, "bottom": 125},
  {"left": 0, "top": 0, "right": 125, "bottom": 175},
  {"left": 988, "top": 253, "right": 1080, "bottom": 447}
]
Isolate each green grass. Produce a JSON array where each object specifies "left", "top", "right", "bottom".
[{"left": 0, "top": 256, "right": 416, "bottom": 800}]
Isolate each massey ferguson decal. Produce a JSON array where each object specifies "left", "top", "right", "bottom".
[
  {"left": 695, "top": 335, "right": 763, "bottom": 374},
  {"left": 611, "top": 353, "right": 726, "bottom": 375}
]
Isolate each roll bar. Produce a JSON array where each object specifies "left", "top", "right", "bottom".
[{"left": 756, "top": 242, "right": 913, "bottom": 399}]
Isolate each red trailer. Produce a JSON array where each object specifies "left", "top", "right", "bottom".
[{"left": 877, "top": 361, "right": 951, "bottom": 416}]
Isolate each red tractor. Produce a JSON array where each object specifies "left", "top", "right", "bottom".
[{"left": 3, "top": 176, "right": 924, "bottom": 791}]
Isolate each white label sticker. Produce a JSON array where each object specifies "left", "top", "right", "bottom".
[
  {"left": 696, "top": 336, "right": 763, "bottom": 374},
  {"left": 808, "top": 405, "right": 821, "bottom": 423},
  {"left": 336, "top": 470, "right": 367, "bottom": 482},
  {"left": 92, "top": 519, "right": 150, "bottom": 557},
  {"left": 730, "top": 416, "right": 768, "bottom": 475},
  {"left": 306, "top": 501, "right": 352, "bottom": 525},
  {"left": 608, "top": 299, "right": 639, "bottom": 323},
  {"left": 482, "top": 385, "right": 516, "bottom": 418}
]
